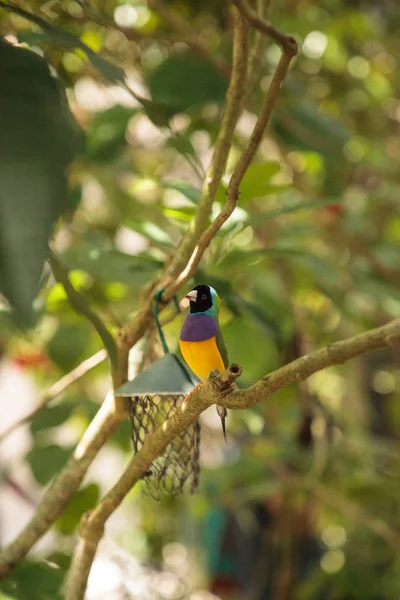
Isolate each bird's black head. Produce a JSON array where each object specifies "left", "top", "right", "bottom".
[{"left": 186, "top": 284, "right": 214, "bottom": 314}]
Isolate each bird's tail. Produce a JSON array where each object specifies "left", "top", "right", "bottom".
[{"left": 216, "top": 405, "right": 228, "bottom": 443}]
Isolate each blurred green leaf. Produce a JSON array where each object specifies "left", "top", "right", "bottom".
[
  {"left": 47, "top": 322, "right": 91, "bottom": 372},
  {"left": 166, "top": 134, "right": 197, "bottom": 157},
  {"left": 1, "top": 3, "right": 125, "bottom": 82},
  {"left": 127, "top": 220, "right": 174, "bottom": 247},
  {"left": 139, "top": 97, "right": 175, "bottom": 127},
  {"left": 162, "top": 181, "right": 201, "bottom": 204},
  {"left": 247, "top": 196, "right": 344, "bottom": 224},
  {"left": 86, "top": 105, "right": 137, "bottom": 161},
  {"left": 27, "top": 444, "right": 72, "bottom": 485},
  {"left": 65, "top": 244, "right": 162, "bottom": 286},
  {"left": 273, "top": 98, "right": 350, "bottom": 156},
  {"left": 30, "top": 404, "right": 74, "bottom": 435},
  {"left": 0, "top": 560, "right": 63, "bottom": 600},
  {"left": 55, "top": 484, "right": 100, "bottom": 535},
  {"left": 238, "top": 161, "right": 282, "bottom": 201},
  {"left": 148, "top": 52, "right": 227, "bottom": 113},
  {"left": 0, "top": 41, "right": 82, "bottom": 322}
]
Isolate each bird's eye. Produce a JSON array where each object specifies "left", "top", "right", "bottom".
[{"left": 201, "top": 294, "right": 207, "bottom": 300}]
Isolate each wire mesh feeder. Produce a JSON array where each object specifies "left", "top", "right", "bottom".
[
  {"left": 129, "top": 393, "right": 200, "bottom": 499},
  {"left": 116, "top": 347, "right": 201, "bottom": 500}
]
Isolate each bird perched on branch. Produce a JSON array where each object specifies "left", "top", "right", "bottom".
[{"left": 179, "top": 284, "right": 229, "bottom": 441}]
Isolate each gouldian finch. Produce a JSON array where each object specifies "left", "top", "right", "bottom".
[{"left": 179, "top": 284, "right": 229, "bottom": 441}]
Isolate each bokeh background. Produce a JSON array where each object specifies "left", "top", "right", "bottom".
[{"left": 1, "top": 0, "right": 400, "bottom": 598}]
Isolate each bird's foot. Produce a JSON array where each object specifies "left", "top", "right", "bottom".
[{"left": 183, "top": 382, "right": 203, "bottom": 404}]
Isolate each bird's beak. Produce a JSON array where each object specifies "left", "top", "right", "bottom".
[{"left": 185, "top": 290, "right": 198, "bottom": 302}]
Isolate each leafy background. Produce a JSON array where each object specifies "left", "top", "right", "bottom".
[{"left": 0, "top": 0, "right": 400, "bottom": 598}]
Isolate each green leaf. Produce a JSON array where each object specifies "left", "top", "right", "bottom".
[
  {"left": 47, "top": 322, "right": 91, "bottom": 372},
  {"left": 273, "top": 97, "right": 350, "bottom": 156},
  {"left": 219, "top": 247, "right": 310, "bottom": 269},
  {"left": 126, "top": 221, "right": 174, "bottom": 247},
  {"left": 247, "top": 196, "right": 344, "bottom": 224},
  {"left": 87, "top": 53, "right": 125, "bottom": 83},
  {"left": 166, "top": 134, "right": 196, "bottom": 157},
  {"left": 148, "top": 52, "right": 227, "bottom": 113},
  {"left": 239, "top": 161, "right": 282, "bottom": 201},
  {"left": 0, "top": 561, "right": 63, "bottom": 600},
  {"left": 27, "top": 444, "right": 72, "bottom": 485},
  {"left": 0, "top": 41, "right": 83, "bottom": 322},
  {"left": 55, "top": 484, "right": 100, "bottom": 535},
  {"left": 30, "top": 404, "right": 74, "bottom": 435},
  {"left": 65, "top": 244, "right": 162, "bottom": 286},
  {"left": 1, "top": 4, "right": 125, "bottom": 83},
  {"left": 162, "top": 181, "right": 201, "bottom": 204},
  {"left": 231, "top": 296, "right": 282, "bottom": 340},
  {"left": 86, "top": 105, "right": 137, "bottom": 161},
  {"left": 139, "top": 97, "right": 175, "bottom": 127}
]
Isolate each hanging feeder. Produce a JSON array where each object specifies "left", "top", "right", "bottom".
[{"left": 115, "top": 290, "right": 201, "bottom": 499}]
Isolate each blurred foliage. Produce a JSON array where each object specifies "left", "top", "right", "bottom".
[{"left": 1, "top": 0, "right": 400, "bottom": 598}]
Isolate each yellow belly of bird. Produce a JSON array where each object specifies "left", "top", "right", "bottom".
[{"left": 179, "top": 337, "right": 225, "bottom": 381}]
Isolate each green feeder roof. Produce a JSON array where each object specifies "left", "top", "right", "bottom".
[{"left": 115, "top": 353, "right": 200, "bottom": 396}]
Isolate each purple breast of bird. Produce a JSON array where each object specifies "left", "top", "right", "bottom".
[{"left": 180, "top": 314, "right": 218, "bottom": 342}]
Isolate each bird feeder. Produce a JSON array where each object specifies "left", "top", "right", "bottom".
[{"left": 115, "top": 290, "right": 201, "bottom": 499}]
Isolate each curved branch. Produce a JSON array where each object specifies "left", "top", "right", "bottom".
[
  {"left": 65, "top": 366, "right": 241, "bottom": 600},
  {"left": 48, "top": 251, "right": 118, "bottom": 373},
  {"left": 163, "top": 6, "right": 249, "bottom": 279},
  {"left": 218, "top": 317, "right": 400, "bottom": 409},
  {"left": 164, "top": 39, "right": 297, "bottom": 295},
  {"left": 232, "top": 0, "right": 298, "bottom": 53},
  {"left": 0, "top": 349, "right": 106, "bottom": 443},
  {"left": 0, "top": 392, "right": 125, "bottom": 579},
  {"left": 66, "top": 319, "right": 400, "bottom": 598}
]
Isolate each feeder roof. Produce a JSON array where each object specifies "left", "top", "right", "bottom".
[{"left": 115, "top": 353, "right": 199, "bottom": 396}]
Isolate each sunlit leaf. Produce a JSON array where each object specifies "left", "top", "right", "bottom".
[
  {"left": 239, "top": 161, "right": 282, "bottom": 201},
  {"left": 162, "top": 181, "right": 201, "bottom": 204},
  {"left": 126, "top": 220, "right": 174, "bottom": 247},
  {"left": 65, "top": 244, "right": 162, "bottom": 285}
]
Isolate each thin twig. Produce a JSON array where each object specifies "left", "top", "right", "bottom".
[
  {"left": 220, "top": 318, "right": 400, "bottom": 410},
  {"left": 147, "top": 0, "right": 230, "bottom": 78},
  {"left": 163, "top": 6, "right": 249, "bottom": 280},
  {"left": 48, "top": 251, "right": 118, "bottom": 373},
  {"left": 232, "top": 0, "right": 298, "bottom": 53},
  {"left": 244, "top": 0, "right": 271, "bottom": 101},
  {"left": 164, "top": 32, "right": 297, "bottom": 294},
  {"left": 0, "top": 350, "right": 106, "bottom": 443}
]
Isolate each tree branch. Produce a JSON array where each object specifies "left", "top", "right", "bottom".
[
  {"left": 66, "top": 319, "right": 399, "bottom": 598},
  {"left": 244, "top": 0, "right": 271, "bottom": 101},
  {"left": 65, "top": 366, "right": 241, "bottom": 600},
  {"left": 217, "top": 317, "right": 400, "bottom": 410},
  {"left": 162, "top": 6, "right": 249, "bottom": 281},
  {"left": 164, "top": 19, "right": 297, "bottom": 294},
  {"left": 0, "top": 392, "right": 125, "bottom": 579},
  {"left": 0, "top": 1, "right": 293, "bottom": 587},
  {"left": 0, "top": 349, "right": 106, "bottom": 443},
  {"left": 232, "top": 0, "right": 298, "bottom": 54},
  {"left": 48, "top": 251, "right": 118, "bottom": 373}
]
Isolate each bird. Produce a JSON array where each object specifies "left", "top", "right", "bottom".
[{"left": 179, "top": 284, "right": 229, "bottom": 441}]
